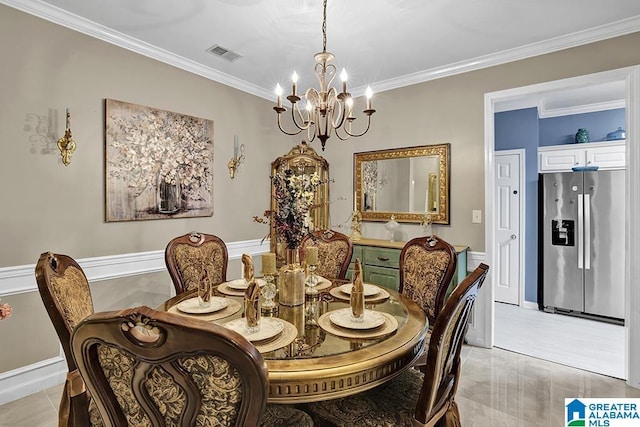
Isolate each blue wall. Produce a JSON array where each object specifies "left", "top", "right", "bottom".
[
  {"left": 494, "top": 107, "right": 625, "bottom": 304},
  {"left": 539, "top": 109, "right": 626, "bottom": 146},
  {"left": 495, "top": 108, "right": 539, "bottom": 303}
]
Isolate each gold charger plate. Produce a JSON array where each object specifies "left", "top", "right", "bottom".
[
  {"left": 329, "top": 286, "right": 391, "bottom": 304},
  {"left": 318, "top": 311, "right": 398, "bottom": 339},
  {"left": 168, "top": 298, "right": 241, "bottom": 321},
  {"left": 217, "top": 281, "right": 247, "bottom": 296},
  {"left": 226, "top": 278, "right": 267, "bottom": 290},
  {"left": 253, "top": 319, "right": 298, "bottom": 353},
  {"left": 329, "top": 308, "right": 385, "bottom": 330},
  {"left": 338, "top": 283, "right": 381, "bottom": 297},
  {"left": 224, "top": 317, "right": 285, "bottom": 342}
]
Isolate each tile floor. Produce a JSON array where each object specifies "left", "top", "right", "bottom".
[
  {"left": 494, "top": 302, "right": 625, "bottom": 378},
  {"left": 1, "top": 345, "right": 639, "bottom": 426}
]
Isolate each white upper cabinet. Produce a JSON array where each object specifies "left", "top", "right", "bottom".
[{"left": 538, "top": 141, "right": 625, "bottom": 172}]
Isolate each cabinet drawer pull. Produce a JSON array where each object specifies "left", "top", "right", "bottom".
[{"left": 377, "top": 256, "right": 390, "bottom": 262}]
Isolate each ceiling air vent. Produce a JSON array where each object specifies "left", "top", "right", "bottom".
[{"left": 206, "top": 44, "right": 242, "bottom": 62}]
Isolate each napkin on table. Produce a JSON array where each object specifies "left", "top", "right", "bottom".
[
  {"left": 242, "top": 253, "right": 254, "bottom": 283},
  {"left": 245, "top": 279, "right": 261, "bottom": 328},
  {"left": 350, "top": 258, "right": 364, "bottom": 318}
]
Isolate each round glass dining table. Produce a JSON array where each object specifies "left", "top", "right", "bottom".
[{"left": 159, "top": 280, "right": 428, "bottom": 404}]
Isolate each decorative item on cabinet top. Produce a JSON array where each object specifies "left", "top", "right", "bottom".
[
  {"left": 606, "top": 127, "right": 625, "bottom": 141},
  {"left": 574, "top": 128, "right": 590, "bottom": 144}
]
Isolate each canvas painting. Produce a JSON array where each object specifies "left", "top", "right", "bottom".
[{"left": 105, "top": 99, "right": 214, "bottom": 221}]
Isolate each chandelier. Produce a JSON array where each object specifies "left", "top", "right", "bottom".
[{"left": 273, "top": 0, "right": 375, "bottom": 151}]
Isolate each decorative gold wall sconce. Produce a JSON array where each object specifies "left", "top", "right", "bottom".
[
  {"left": 227, "top": 135, "right": 245, "bottom": 179},
  {"left": 57, "top": 109, "right": 76, "bottom": 166}
]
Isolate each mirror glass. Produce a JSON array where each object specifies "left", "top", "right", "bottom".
[{"left": 354, "top": 144, "right": 450, "bottom": 224}]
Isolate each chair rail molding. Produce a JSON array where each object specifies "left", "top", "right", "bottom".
[{"left": 0, "top": 239, "right": 266, "bottom": 296}]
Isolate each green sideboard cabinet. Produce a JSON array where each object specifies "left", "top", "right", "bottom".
[{"left": 346, "top": 238, "right": 468, "bottom": 292}]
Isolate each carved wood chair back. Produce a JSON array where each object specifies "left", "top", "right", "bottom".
[
  {"left": 414, "top": 263, "right": 489, "bottom": 425},
  {"left": 165, "top": 232, "right": 228, "bottom": 295},
  {"left": 35, "top": 251, "right": 102, "bottom": 426},
  {"left": 300, "top": 229, "right": 353, "bottom": 280},
  {"left": 71, "top": 305, "right": 269, "bottom": 427},
  {"left": 399, "top": 235, "right": 458, "bottom": 326}
]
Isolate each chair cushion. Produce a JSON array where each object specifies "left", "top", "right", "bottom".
[
  {"left": 402, "top": 247, "right": 451, "bottom": 320},
  {"left": 303, "top": 369, "right": 423, "bottom": 426},
  {"left": 262, "top": 404, "right": 314, "bottom": 426},
  {"left": 50, "top": 265, "right": 93, "bottom": 330},
  {"left": 173, "top": 241, "right": 226, "bottom": 291}
]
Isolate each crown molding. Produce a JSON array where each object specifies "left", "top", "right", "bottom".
[
  {"left": 360, "top": 16, "right": 640, "bottom": 94},
  {"left": 538, "top": 99, "right": 626, "bottom": 118},
  {"left": 3, "top": 0, "right": 640, "bottom": 99}
]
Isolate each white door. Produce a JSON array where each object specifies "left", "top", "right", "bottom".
[{"left": 494, "top": 150, "right": 523, "bottom": 305}]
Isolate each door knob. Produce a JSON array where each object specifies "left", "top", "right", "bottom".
[{"left": 511, "top": 234, "right": 517, "bottom": 240}]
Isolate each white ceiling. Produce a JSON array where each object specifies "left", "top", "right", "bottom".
[{"left": 4, "top": 0, "right": 640, "bottom": 107}]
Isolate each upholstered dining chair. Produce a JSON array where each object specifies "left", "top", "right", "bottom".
[
  {"left": 165, "top": 231, "right": 228, "bottom": 295},
  {"left": 70, "top": 305, "right": 313, "bottom": 427},
  {"left": 301, "top": 263, "right": 489, "bottom": 427},
  {"left": 35, "top": 251, "right": 103, "bottom": 427},
  {"left": 299, "top": 230, "right": 353, "bottom": 280},
  {"left": 399, "top": 235, "right": 458, "bottom": 327}
]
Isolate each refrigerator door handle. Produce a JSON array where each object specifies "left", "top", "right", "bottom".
[
  {"left": 584, "top": 193, "right": 591, "bottom": 270},
  {"left": 578, "top": 193, "right": 584, "bottom": 269}
]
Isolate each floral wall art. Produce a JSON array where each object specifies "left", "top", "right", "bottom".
[{"left": 105, "top": 99, "right": 214, "bottom": 221}]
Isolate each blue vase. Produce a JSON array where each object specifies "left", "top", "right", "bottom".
[
  {"left": 606, "top": 127, "right": 625, "bottom": 141},
  {"left": 575, "top": 128, "right": 589, "bottom": 144}
]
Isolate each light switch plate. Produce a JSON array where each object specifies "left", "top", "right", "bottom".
[{"left": 472, "top": 210, "right": 482, "bottom": 224}]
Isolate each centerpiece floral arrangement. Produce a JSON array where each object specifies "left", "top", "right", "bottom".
[
  {"left": 0, "top": 298, "right": 13, "bottom": 320},
  {"left": 255, "top": 169, "right": 323, "bottom": 250}
]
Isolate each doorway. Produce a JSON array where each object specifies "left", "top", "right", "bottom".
[{"left": 475, "top": 66, "right": 640, "bottom": 388}]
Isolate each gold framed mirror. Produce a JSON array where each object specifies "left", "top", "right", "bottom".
[{"left": 354, "top": 143, "right": 450, "bottom": 224}]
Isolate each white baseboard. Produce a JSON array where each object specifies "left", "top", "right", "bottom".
[
  {"left": 0, "top": 353, "right": 67, "bottom": 406},
  {"left": 0, "top": 239, "right": 267, "bottom": 405}
]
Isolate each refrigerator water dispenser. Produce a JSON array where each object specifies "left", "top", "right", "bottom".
[{"left": 551, "top": 219, "right": 574, "bottom": 246}]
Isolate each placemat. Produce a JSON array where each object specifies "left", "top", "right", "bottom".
[
  {"left": 318, "top": 311, "right": 398, "bottom": 339},
  {"left": 253, "top": 319, "right": 298, "bottom": 353},
  {"left": 218, "top": 279, "right": 267, "bottom": 296},
  {"left": 329, "top": 286, "right": 390, "bottom": 304},
  {"left": 168, "top": 298, "right": 242, "bottom": 321},
  {"left": 217, "top": 281, "right": 247, "bottom": 296}
]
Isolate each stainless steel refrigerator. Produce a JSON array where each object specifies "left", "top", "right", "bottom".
[{"left": 540, "top": 170, "right": 625, "bottom": 321}]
